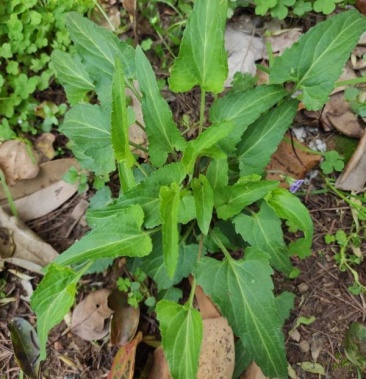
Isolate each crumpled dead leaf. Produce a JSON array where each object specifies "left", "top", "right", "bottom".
[
  {"left": 71, "top": 289, "right": 113, "bottom": 341},
  {"left": 108, "top": 289, "right": 140, "bottom": 346},
  {"left": 264, "top": 28, "right": 301, "bottom": 56},
  {"left": 0, "top": 140, "right": 39, "bottom": 185},
  {"left": 107, "top": 331, "right": 143, "bottom": 379},
  {"left": 335, "top": 129, "right": 366, "bottom": 191},
  {"left": 35, "top": 133, "right": 56, "bottom": 163},
  {"left": 0, "top": 158, "right": 80, "bottom": 222},
  {"left": 242, "top": 362, "right": 269, "bottom": 379},
  {"left": 0, "top": 207, "right": 58, "bottom": 272}
]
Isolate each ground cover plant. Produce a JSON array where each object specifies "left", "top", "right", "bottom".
[
  {"left": 0, "top": 0, "right": 94, "bottom": 138},
  {"left": 29, "top": 1, "right": 366, "bottom": 378}
]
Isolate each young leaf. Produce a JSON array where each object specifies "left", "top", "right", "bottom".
[
  {"left": 169, "top": 0, "right": 228, "bottom": 93},
  {"left": 54, "top": 205, "right": 152, "bottom": 266},
  {"left": 266, "top": 188, "right": 313, "bottom": 257},
  {"left": 237, "top": 100, "right": 298, "bottom": 176},
  {"left": 182, "top": 121, "right": 233, "bottom": 174},
  {"left": 160, "top": 184, "right": 181, "bottom": 278},
  {"left": 191, "top": 175, "right": 214, "bottom": 235},
  {"left": 178, "top": 193, "right": 196, "bottom": 225},
  {"left": 135, "top": 46, "right": 186, "bottom": 167},
  {"left": 8, "top": 317, "right": 40, "bottom": 379},
  {"left": 51, "top": 50, "right": 95, "bottom": 105},
  {"left": 209, "top": 85, "right": 287, "bottom": 152},
  {"left": 196, "top": 249, "right": 288, "bottom": 378},
  {"left": 111, "top": 58, "right": 135, "bottom": 167},
  {"left": 66, "top": 12, "right": 135, "bottom": 86},
  {"left": 270, "top": 10, "right": 366, "bottom": 110},
  {"left": 30, "top": 264, "right": 79, "bottom": 360},
  {"left": 214, "top": 180, "right": 279, "bottom": 220},
  {"left": 88, "top": 162, "right": 186, "bottom": 229},
  {"left": 206, "top": 158, "right": 229, "bottom": 190},
  {"left": 61, "top": 104, "right": 115, "bottom": 176},
  {"left": 140, "top": 234, "right": 199, "bottom": 291},
  {"left": 156, "top": 300, "right": 203, "bottom": 379},
  {"left": 233, "top": 202, "right": 293, "bottom": 275}
]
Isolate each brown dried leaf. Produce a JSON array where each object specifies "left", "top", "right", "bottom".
[
  {"left": 242, "top": 362, "right": 269, "bottom": 379},
  {"left": 108, "top": 289, "right": 140, "bottom": 346},
  {"left": 71, "top": 289, "right": 113, "bottom": 341},
  {"left": 0, "top": 140, "right": 39, "bottom": 185},
  {"left": 107, "top": 331, "right": 143, "bottom": 379},
  {"left": 194, "top": 282, "right": 221, "bottom": 319},
  {"left": 35, "top": 133, "right": 56, "bottom": 163},
  {"left": 148, "top": 317, "right": 235, "bottom": 379}
]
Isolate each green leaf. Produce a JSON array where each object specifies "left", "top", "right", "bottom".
[
  {"left": 66, "top": 12, "right": 135, "bottom": 87},
  {"left": 111, "top": 58, "right": 135, "bottom": 167},
  {"left": 30, "top": 264, "right": 79, "bottom": 360},
  {"left": 270, "top": 10, "right": 366, "bottom": 110},
  {"left": 237, "top": 100, "right": 298, "bottom": 176},
  {"left": 54, "top": 205, "right": 152, "bottom": 266},
  {"left": 160, "top": 184, "right": 181, "bottom": 278},
  {"left": 266, "top": 188, "right": 313, "bottom": 257},
  {"left": 61, "top": 104, "right": 115, "bottom": 176},
  {"left": 233, "top": 202, "right": 293, "bottom": 275},
  {"left": 209, "top": 85, "right": 287, "bottom": 152},
  {"left": 8, "top": 317, "right": 40, "bottom": 379},
  {"left": 215, "top": 180, "right": 279, "bottom": 220},
  {"left": 182, "top": 121, "right": 233, "bottom": 174},
  {"left": 191, "top": 175, "right": 214, "bottom": 235},
  {"left": 196, "top": 250, "right": 288, "bottom": 378},
  {"left": 178, "top": 193, "right": 196, "bottom": 225},
  {"left": 51, "top": 50, "right": 95, "bottom": 105},
  {"left": 169, "top": 0, "right": 228, "bottom": 93},
  {"left": 135, "top": 46, "right": 186, "bottom": 167},
  {"left": 140, "top": 234, "right": 199, "bottom": 291},
  {"left": 206, "top": 158, "right": 228, "bottom": 190},
  {"left": 276, "top": 291, "right": 295, "bottom": 324},
  {"left": 156, "top": 300, "right": 203, "bottom": 379}
]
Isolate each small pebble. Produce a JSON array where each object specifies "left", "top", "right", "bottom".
[
  {"left": 297, "top": 283, "right": 309, "bottom": 293},
  {"left": 299, "top": 339, "right": 310, "bottom": 353}
]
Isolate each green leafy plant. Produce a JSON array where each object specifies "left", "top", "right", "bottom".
[
  {"left": 30, "top": 3, "right": 366, "bottom": 378},
  {"left": 0, "top": 0, "right": 94, "bottom": 135},
  {"left": 321, "top": 150, "right": 345, "bottom": 174}
]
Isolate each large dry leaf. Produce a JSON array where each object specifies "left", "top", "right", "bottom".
[
  {"left": 194, "top": 281, "right": 221, "bottom": 319},
  {"left": 0, "top": 158, "right": 79, "bottom": 221},
  {"left": 108, "top": 289, "right": 140, "bottom": 346},
  {"left": 71, "top": 289, "right": 113, "bottom": 341},
  {"left": 264, "top": 29, "right": 301, "bottom": 56},
  {"left": 242, "top": 362, "right": 269, "bottom": 379},
  {"left": 266, "top": 134, "right": 322, "bottom": 186},
  {"left": 148, "top": 317, "right": 235, "bottom": 379},
  {"left": 335, "top": 129, "right": 366, "bottom": 190},
  {"left": 0, "top": 140, "right": 39, "bottom": 185},
  {"left": 107, "top": 331, "right": 143, "bottom": 379},
  {"left": 0, "top": 208, "right": 58, "bottom": 271}
]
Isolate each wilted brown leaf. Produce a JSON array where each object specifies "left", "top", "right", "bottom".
[
  {"left": 0, "top": 140, "right": 39, "bottom": 185},
  {"left": 242, "top": 362, "right": 269, "bottom": 379},
  {"left": 35, "top": 133, "right": 56, "bottom": 163},
  {"left": 71, "top": 289, "right": 113, "bottom": 341}
]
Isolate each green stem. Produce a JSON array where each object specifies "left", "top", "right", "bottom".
[
  {"left": 125, "top": 80, "right": 142, "bottom": 102},
  {"left": 335, "top": 76, "right": 366, "bottom": 88},
  {"left": 187, "top": 234, "right": 204, "bottom": 308},
  {"left": 0, "top": 169, "right": 18, "bottom": 217},
  {"left": 92, "top": 0, "right": 116, "bottom": 31},
  {"left": 199, "top": 90, "right": 206, "bottom": 135},
  {"left": 155, "top": 29, "right": 176, "bottom": 59},
  {"left": 282, "top": 136, "right": 323, "bottom": 156},
  {"left": 129, "top": 140, "right": 149, "bottom": 153},
  {"left": 210, "top": 230, "right": 231, "bottom": 260}
]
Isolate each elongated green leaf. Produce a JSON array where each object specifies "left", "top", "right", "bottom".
[
  {"left": 191, "top": 175, "right": 214, "bottom": 235},
  {"left": 112, "top": 58, "right": 134, "bottom": 167},
  {"left": 237, "top": 100, "right": 298, "bottom": 176},
  {"left": 54, "top": 205, "right": 152, "bottom": 266},
  {"left": 160, "top": 184, "right": 181, "bottom": 278},
  {"left": 66, "top": 12, "right": 135, "bottom": 86},
  {"left": 8, "top": 317, "right": 40, "bottom": 379},
  {"left": 141, "top": 234, "right": 199, "bottom": 291},
  {"left": 196, "top": 249, "right": 288, "bottom": 378},
  {"left": 169, "top": 0, "right": 228, "bottom": 93},
  {"left": 61, "top": 104, "right": 115, "bottom": 176},
  {"left": 215, "top": 180, "right": 279, "bottom": 220},
  {"left": 135, "top": 47, "right": 186, "bottom": 167},
  {"left": 182, "top": 121, "right": 233, "bottom": 174},
  {"left": 206, "top": 158, "right": 228, "bottom": 190},
  {"left": 88, "top": 162, "right": 186, "bottom": 229},
  {"left": 30, "top": 264, "right": 79, "bottom": 360},
  {"left": 51, "top": 50, "right": 95, "bottom": 105},
  {"left": 270, "top": 10, "right": 366, "bottom": 110},
  {"left": 266, "top": 188, "right": 313, "bottom": 257},
  {"left": 156, "top": 300, "right": 203, "bottom": 379},
  {"left": 209, "top": 85, "right": 287, "bottom": 152},
  {"left": 178, "top": 193, "right": 196, "bottom": 225},
  {"left": 233, "top": 202, "right": 292, "bottom": 275}
]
